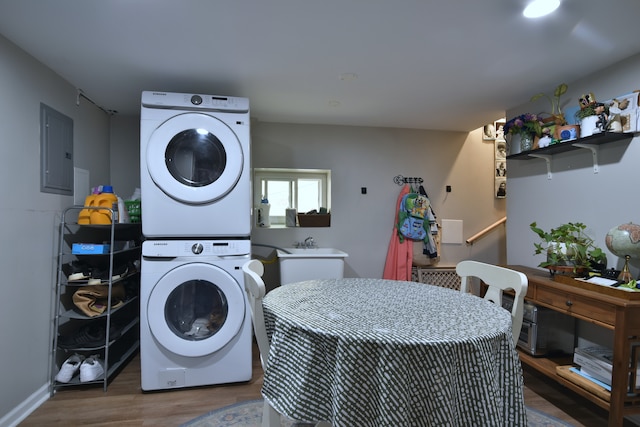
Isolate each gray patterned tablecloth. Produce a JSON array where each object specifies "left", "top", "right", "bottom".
[{"left": 262, "top": 278, "right": 526, "bottom": 427}]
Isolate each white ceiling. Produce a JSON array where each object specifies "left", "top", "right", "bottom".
[{"left": 1, "top": 0, "right": 639, "bottom": 131}]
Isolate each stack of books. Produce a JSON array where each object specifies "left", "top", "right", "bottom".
[{"left": 572, "top": 345, "right": 640, "bottom": 390}]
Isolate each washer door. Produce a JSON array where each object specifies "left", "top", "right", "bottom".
[
  {"left": 146, "top": 113, "right": 244, "bottom": 204},
  {"left": 147, "top": 262, "right": 246, "bottom": 357}
]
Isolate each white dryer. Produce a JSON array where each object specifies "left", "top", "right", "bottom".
[
  {"left": 140, "top": 239, "right": 252, "bottom": 391},
  {"left": 140, "top": 91, "right": 251, "bottom": 238}
]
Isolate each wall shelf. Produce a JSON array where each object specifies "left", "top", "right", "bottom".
[
  {"left": 507, "top": 132, "right": 632, "bottom": 160},
  {"left": 506, "top": 132, "right": 634, "bottom": 179}
]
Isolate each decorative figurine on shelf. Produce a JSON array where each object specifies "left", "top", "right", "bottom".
[
  {"left": 579, "top": 92, "right": 596, "bottom": 108},
  {"left": 618, "top": 255, "right": 633, "bottom": 283},
  {"left": 538, "top": 135, "right": 552, "bottom": 148},
  {"left": 594, "top": 102, "right": 609, "bottom": 133},
  {"left": 537, "top": 127, "right": 553, "bottom": 148}
]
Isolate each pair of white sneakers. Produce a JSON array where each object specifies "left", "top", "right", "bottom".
[{"left": 55, "top": 354, "right": 104, "bottom": 383}]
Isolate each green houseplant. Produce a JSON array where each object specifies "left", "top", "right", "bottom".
[
  {"left": 531, "top": 83, "right": 569, "bottom": 126},
  {"left": 576, "top": 102, "right": 609, "bottom": 138},
  {"left": 575, "top": 93, "right": 611, "bottom": 138},
  {"left": 530, "top": 221, "right": 607, "bottom": 275},
  {"left": 575, "top": 103, "right": 607, "bottom": 120}
]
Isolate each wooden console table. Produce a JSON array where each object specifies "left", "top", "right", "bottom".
[{"left": 510, "top": 265, "right": 640, "bottom": 427}]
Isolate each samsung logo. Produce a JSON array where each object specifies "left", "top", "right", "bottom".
[{"left": 151, "top": 92, "right": 167, "bottom": 96}]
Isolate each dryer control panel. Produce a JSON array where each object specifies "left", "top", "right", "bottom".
[
  {"left": 142, "top": 239, "right": 251, "bottom": 257},
  {"left": 141, "top": 91, "right": 249, "bottom": 113}
]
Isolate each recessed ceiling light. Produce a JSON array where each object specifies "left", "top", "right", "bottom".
[{"left": 523, "top": 0, "right": 560, "bottom": 18}]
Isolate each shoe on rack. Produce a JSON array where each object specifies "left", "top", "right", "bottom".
[
  {"left": 58, "top": 323, "right": 106, "bottom": 349},
  {"left": 58, "top": 322, "right": 123, "bottom": 349},
  {"left": 80, "top": 355, "right": 104, "bottom": 382},
  {"left": 64, "top": 261, "right": 92, "bottom": 282},
  {"left": 55, "top": 354, "right": 85, "bottom": 383},
  {"left": 87, "top": 264, "right": 129, "bottom": 285}
]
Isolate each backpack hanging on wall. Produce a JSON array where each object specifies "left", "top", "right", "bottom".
[{"left": 397, "top": 193, "right": 429, "bottom": 241}]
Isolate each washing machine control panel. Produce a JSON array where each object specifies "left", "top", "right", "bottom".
[{"left": 142, "top": 239, "right": 251, "bottom": 257}]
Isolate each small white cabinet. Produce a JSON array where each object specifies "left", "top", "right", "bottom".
[{"left": 51, "top": 206, "right": 141, "bottom": 394}]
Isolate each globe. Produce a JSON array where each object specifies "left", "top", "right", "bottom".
[{"left": 605, "top": 222, "right": 640, "bottom": 259}]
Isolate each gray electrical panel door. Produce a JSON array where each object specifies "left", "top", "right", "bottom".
[{"left": 40, "top": 103, "right": 73, "bottom": 195}]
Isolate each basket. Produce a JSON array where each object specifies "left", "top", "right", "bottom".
[{"left": 297, "top": 214, "right": 331, "bottom": 227}]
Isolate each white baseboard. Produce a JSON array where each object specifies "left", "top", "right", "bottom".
[{"left": 0, "top": 383, "right": 49, "bottom": 427}]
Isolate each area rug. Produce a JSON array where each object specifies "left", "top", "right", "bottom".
[{"left": 180, "top": 399, "right": 574, "bottom": 427}]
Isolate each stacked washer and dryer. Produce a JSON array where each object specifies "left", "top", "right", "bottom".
[{"left": 139, "top": 91, "right": 253, "bottom": 391}]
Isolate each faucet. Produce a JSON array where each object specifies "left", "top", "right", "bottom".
[{"left": 304, "top": 236, "right": 316, "bottom": 248}]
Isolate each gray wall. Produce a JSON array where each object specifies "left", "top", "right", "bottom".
[
  {"left": 0, "top": 34, "right": 110, "bottom": 425},
  {"left": 250, "top": 122, "right": 507, "bottom": 285},
  {"left": 110, "top": 115, "right": 141, "bottom": 200},
  {"left": 0, "top": 34, "right": 507, "bottom": 425},
  {"left": 506, "top": 53, "right": 640, "bottom": 350},
  {"left": 506, "top": 52, "right": 640, "bottom": 276}
]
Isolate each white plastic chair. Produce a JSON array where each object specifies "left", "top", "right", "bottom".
[
  {"left": 242, "top": 259, "right": 280, "bottom": 427},
  {"left": 456, "top": 260, "right": 528, "bottom": 346},
  {"left": 242, "top": 260, "right": 331, "bottom": 427}
]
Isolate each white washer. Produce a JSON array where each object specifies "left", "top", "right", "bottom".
[
  {"left": 140, "top": 239, "right": 252, "bottom": 391},
  {"left": 140, "top": 91, "right": 251, "bottom": 238}
]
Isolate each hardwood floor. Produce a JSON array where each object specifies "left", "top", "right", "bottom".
[
  {"left": 18, "top": 343, "right": 631, "bottom": 426},
  {"left": 20, "top": 349, "right": 263, "bottom": 427}
]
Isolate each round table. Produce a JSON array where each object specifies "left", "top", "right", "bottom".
[{"left": 262, "top": 278, "right": 526, "bottom": 426}]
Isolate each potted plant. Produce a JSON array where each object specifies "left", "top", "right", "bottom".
[
  {"left": 576, "top": 93, "right": 609, "bottom": 137},
  {"left": 530, "top": 221, "right": 607, "bottom": 276},
  {"left": 531, "top": 83, "right": 583, "bottom": 141},
  {"left": 503, "top": 113, "right": 543, "bottom": 152},
  {"left": 531, "top": 83, "right": 569, "bottom": 126}
]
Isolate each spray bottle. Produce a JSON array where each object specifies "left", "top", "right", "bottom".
[{"left": 259, "top": 196, "right": 271, "bottom": 227}]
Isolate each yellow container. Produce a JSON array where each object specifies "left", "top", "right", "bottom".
[
  {"left": 78, "top": 193, "right": 98, "bottom": 224},
  {"left": 90, "top": 187, "right": 118, "bottom": 225}
]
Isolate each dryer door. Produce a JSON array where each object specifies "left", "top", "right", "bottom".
[
  {"left": 147, "top": 262, "right": 246, "bottom": 357},
  {"left": 146, "top": 113, "right": 244, "bottom": 204}
]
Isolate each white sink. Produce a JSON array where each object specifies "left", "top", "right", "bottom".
[
  {"left": 276, "top": 248, "right": 349, "bottom": 284},
  {"left": 277, "top": 247, "right": 348, "bottom": 258}
]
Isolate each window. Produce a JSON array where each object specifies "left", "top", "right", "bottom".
[{"left": 253, "top": 168, "right": 331, "bottom": 225}]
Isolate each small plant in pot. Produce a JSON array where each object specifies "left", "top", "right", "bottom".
[
  {"left": 531, "top": 82, "right": 569, "bottom": 126},
  {"left": 530, "top": 83, "right": 585, "bottom": 142},
  {"left": 576, "top": 92, "right": 609, "bottom": 137},
  {"left": 530, "top": 221, "right": 607, "bottom": 276}
]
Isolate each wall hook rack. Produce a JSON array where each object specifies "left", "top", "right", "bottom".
[{"left": 393, "top": 175, "right": 423, "bottom": 186}]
